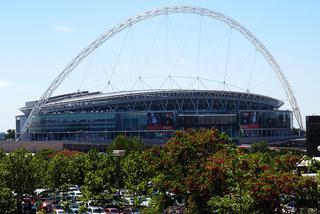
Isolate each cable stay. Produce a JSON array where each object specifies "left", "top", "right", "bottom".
[
  {"left": 223, "top": 27, "right": 232, "bottom": 90},
  {"left": 224, "top": 48, "right": 256, "bottom": 83},
  {"left": 21, "top": 6, "right": 304, "bottom": 138},
  {"left": 138, "top": 17, "right": 164, "bottom": 78},
  {"left": 250, "top": 75, "right": 276, "bottom": 91},
  {"left": 201, "top": 28, "right": 229, "bottom": 81},
  {"left": 107, "top": 27, "right": 130, "bottom": 85},
  {"left": 170, "top": 17, "right": 199, "bottom": 73},
  {"left": 195, "top": 15, "right": 203, "bottom": 78},
  {"left": 78, "top": 48, "right": 96, "bottom": 90},
  {"left": 246, "top": 49, "right": 258, "bottom": 92}
]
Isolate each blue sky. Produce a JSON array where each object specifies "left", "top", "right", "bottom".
[{"left": 0, "top": 0, "right": 319, "bottom": 131}]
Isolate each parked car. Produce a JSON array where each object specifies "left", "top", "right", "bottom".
[
  {"left": 123, "top": 197, "right": 134, "bottom": 206},
  {"left": 73, "top": 190, "right": 83, "bottom": 200},
  {"left": 70, "top": 208, "right": 80, "bottom": 214},
  {"left": 122, "top": 208, "right": 140, "bottom": 214},
  {"left": 87, "top": 206, "right": 106, "bottom": 214},
  {"left": 70, "top": 202, "right": 79, "bottom": 212},
  {"left": 282, "top": 201, "right": 297, "bottom": 213},
  {"left": 39, "top": 200, "right": 53, "bottom": 212},
  {"left": 139, "top": 197, "right": 151, "bottom": 207},
  {"left": 53, "top": 208, "right": 66, "bottom": 214},
  {"left": 105, "top": 207, "right": 121, "bottom": 214}
]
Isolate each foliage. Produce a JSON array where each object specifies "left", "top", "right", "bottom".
[
  {"left": 122, "top": 151, "right": 153, "bottom": 194},
  {"left": 250, "top": 141, "right": 269, "bottom": 153},
  {"left": 0, "top": 148, "right": 39, "bottom": 211},
  {"left": 208, "top": 192, "right": 254, "bottom": 213},
  {"left": 295, "top": 176, "right": 319, "bottom": 208},
  {"left": 250, "top": 171, "right": 297, "bottom": 212},
  {"left": 0, "top": 187, "right": 16, "bottom": 213},
  {"left": 47, "top": 154, "right": 74, "bottom": 190},
  {"left": 0, "top": 129, "right": 317, "bottom": 213},
  {"left": 106, "top": 135, "right": 144, "bottom": 155},
  {"left": 5, "top": 129, "right": 15, "bottom": 140},
  {"left": 81, "top": 150, "right": 116, "bottom": 201},
  {"left": 141, "top": 129, "right": 231, "bottom": 213},
  {"left": 308, "top": 159, "right": 320, "bottom": 173}
]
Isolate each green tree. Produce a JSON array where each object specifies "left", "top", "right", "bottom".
[
  {"left": 0, "top": 187, "right": 16, "bottom": 213},
  {"left": 250, "top": 141, "right": 269, "bottom": 153},
  {"left": 47, "top": 154, "right": 72, "bottom": 190},
  {"left": 81, "top": 150, "right": 116, "bottom": 201},
  {"left": 0, "top": 148, "right": 6, "bottom": 160},
  {"left": 31, "top": 153, "right": 50, "bottom": 189},
  {"left": 68, "top": 154, "right": 86, "bottom": 186},
  {"left": 5, "top": 129, "right": 15, "bottom": 140},
  {"left": 295, "top": 176, "right": 319, "bottom": 209},
  {"left": 0, "top": 149, "right": 38, "bottom": 212},
  {"left": 106, "top": 135, "right": 144, "bottom": 155},
  {"left": 208, "top": 192, "right": 254, "bottom": 213},
  {"left": 122, "top": 151, "right": 153, "bottom": 195},
  {"left": 308, "top": 159, "right": 320, "bottom": 173},
  {"left": 47, "top": 150, "right": 85, "bottom": 190}
]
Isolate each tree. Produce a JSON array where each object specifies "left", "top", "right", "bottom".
[
  {"left": 142, "top": 129, "right": 231, "bottom": 213},
  {"left": 295, "top": 176, "right": 319, "bottom": 209},
  {"left": 0, "top": 187, "right": 16, "bottom": 213},
  {"left": 208, "top": 192, "right": 254, "bottom": 213},
  {"left": 81, "top": 150, "right": 116, "bottom": 201},
  {"left": 308, "top": 159, "right": 320, "bottom": 173},
  {"left": 106, "top": 135, "right": 144, "bottom": 155},
  {"left": 31, "top": 153, "right": 49, "bottom": 189},
  {"left": 5, "top": 129, "right": 15, "bottom": 140},
  {"left": 47, "top": 154, "right": 73, "bottom": 190},
  {"left": 122, "top": 151, "right": 153, "bottom": 195},
  {"left": 250, "top": 141, "right": 269, "bottom": 153},
  {"left": 0, "top": 148, "right": 38, "bottom": 212},
  {"left": 46, "top": 151, "right": 85, "bottom": 191}
]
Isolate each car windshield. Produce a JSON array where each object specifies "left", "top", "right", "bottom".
[
  {"left": 93, "top": 208, "right": 103, "bottom": 212},
  {"left": 71, "top": 204, "right": 79, "bottom": 208}
]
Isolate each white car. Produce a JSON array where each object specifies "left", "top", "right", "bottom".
[
  {"left": 68, "top": 190, "right": 82, "bottom": 200},
  {"left": 140, "top": 197, "right": 151, "bottom": 207},
  {"left": 87, "top": 206, "right": 105, "bottom": 214},
  {"left": 124, "top": 197, "right": 134, "bottom": 206},
  {"left": 53, "top": 209, "right": 66, "bottom": 214}
]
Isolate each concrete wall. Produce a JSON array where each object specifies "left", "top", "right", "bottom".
[{"left": 0, "top": 141, "right": 64, "bottom": 153}]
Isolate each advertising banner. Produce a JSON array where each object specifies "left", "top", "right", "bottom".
[
  {"left": 147, "top": 112, "right": 173, "bottom": 130},
  {"left": 240, "top": 111, "right": 260, "bottom": 129}
]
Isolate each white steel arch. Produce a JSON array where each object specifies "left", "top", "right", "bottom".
[{"left": 20, "top": 6, "right": 303, "bottom": 137}]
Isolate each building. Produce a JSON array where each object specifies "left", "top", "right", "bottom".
[
  {"left": 306, "top": 115, "right": 320, "bottom": 156},
  {"left": 16, "top": 90, "right": 293, "bottom": 144},
  {"left": 0, "top": 132, "right": 5, "bottom": 141}
]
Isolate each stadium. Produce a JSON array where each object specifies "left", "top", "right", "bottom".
[
  {"left": 15, "top": 6, "right": 302, "bottom": 144},
  {"left": 16, "top": 89, "right": 293, "bottom": 144}
]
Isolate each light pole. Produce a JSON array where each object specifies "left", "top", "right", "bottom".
[
  {"left": 112, "top": 150, "right": 126, "bottom": 203},
  {"left": 77, "top": 130, "right": 83, "bottom": 151}
]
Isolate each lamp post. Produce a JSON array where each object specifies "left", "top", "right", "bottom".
[
  {"left": 77, "top": 130, "right": 83, "bottom": 151},
  {"left": 112, "top": 150, "right": 126, "bottom": 202}
]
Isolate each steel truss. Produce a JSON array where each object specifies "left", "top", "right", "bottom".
[
  {"left": 24, "top": 89, "right": 282, "bottom": 114},
  {"left": 20, "top": 6, "right": 303, "bottom": 138}
]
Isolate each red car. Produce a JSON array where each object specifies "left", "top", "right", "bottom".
[{"left": 105, "top": 207, "right": 122, "bottom": 214}]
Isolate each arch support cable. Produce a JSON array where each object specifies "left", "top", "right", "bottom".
[{"left": 20, "top": 6, "right": 303, "bottom": 139}]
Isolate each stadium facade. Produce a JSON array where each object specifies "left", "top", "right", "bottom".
[{"left": 16, "top": 89, "right": 293, "bottom": 144}]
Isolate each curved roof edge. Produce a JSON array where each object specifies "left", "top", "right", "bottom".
[{"left": 20, "top": 89, "right": 284, "bottom": 114}]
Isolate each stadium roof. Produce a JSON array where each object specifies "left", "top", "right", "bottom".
[{"left": 20, "top": 89, "right": 284, "bottom": 114}]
